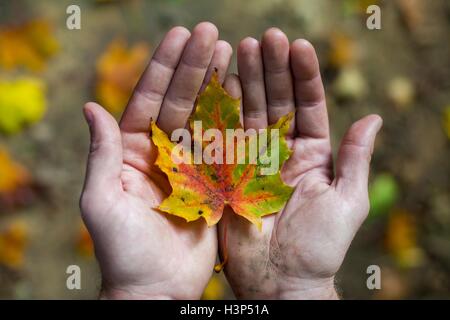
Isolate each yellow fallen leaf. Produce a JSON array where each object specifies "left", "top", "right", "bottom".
[
  {"left": 0, "top": 77, "right": 47, "bottom": 134},
  {"left": 0, "top": 20, "right": 59, "bottom": 71},
  {"left": 385, "top": 208, "right": 424, "bottom": 268},
  {"left": 0, "top": 148, "right": 31, "bottom": 194},
  {"left": 202, "top": 274, "right": 225, "bottom": 300},
  {"left": 95, "top": 39, "right": 150, "bottom": 113},
  {"left": 0, "top": 220, "right": 28, "bottom": 269}
]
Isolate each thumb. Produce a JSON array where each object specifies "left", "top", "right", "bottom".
[
  {"left": 82, "top": 102, "right": 123, "bottom": 196},
  {"left": 335, "top": 114, "right": 382, "bottom": 197}
]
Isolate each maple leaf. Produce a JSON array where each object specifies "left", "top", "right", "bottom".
[
  {"left": 95, "top": 39, "right": 150, "bottom": 114},
  {"left": 0, "top": 77, "right": 47, "bottom": 134},
  {"left": 150, "top": 73, "right": 294, "bottom": 230},
  {"left": 0, "top": 20, "right": 59, "bottom": 71}
]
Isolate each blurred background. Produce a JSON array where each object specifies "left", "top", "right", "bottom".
[{"left": 0, "top": 0, "right": 449, "bottom": 299}]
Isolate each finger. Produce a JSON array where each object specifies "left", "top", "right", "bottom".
[
  {"left": 237, "top": 37, "right": 268, "bottom": 130},
  {"left": 335, "top": 115, "right": 383, "bottom": 196},
  {"left": 82, "top": 102, "right": 123, "bottom": 195},
  {"left": 261, "top": 28, "right": 295, "bottom": 134},
  {"left": 291, "top": 39, "right": 329, "bottom": 139},
  {"left": 202, "top": 40, "right": 233, "bottom": 90},
  {"left": 223, "top": 73, "right": 243, "bottom": 125},
  {"left": 119, "top": 26, "right": 191, "bottom": 133},
  {"left": 184, "top": 40, "right": 233, "bottom": 129},
  {"left": 157, "top": 22, "right": 218, "bottom": 134}
]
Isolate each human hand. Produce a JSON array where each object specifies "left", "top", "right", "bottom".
[
  {"left": 219, "top": 28, "right": 382, "bottom": 299},
  {"left": 80, "top": 22, "right": 232, "bottom": 299}
]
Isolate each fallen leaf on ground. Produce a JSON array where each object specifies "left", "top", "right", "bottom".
[
  {"left": 95, "top": 39, "right": 150, "bottom": 113},
  {"left": 387, "top": 76, "right": 415, "bottom": 110},
  {"left": 0, "top": 77, "right": 47, "bottom": 134},
  {"left": 0, "top": 148, "right": 34, "bottom": 209},
  {"left": 333, "top": 67, "right": 367, "bottom": 100},
  {"left": 0, "top": 220, "right": 28, "bottom": 269},
  {"left": 342, "top": 0, "right": 380, "bottom": 16},
  {"left": 0, "top": 19, "right": 59, "bottom": 71},
  {"left": 385, "top": 208, "right": 424, "bottom": 268},
  {"left": 368, "top": 173, "right": 400, "bottom": 220},
  {"left": 328, "top": 33, "right": 356, "bottom": 68}
]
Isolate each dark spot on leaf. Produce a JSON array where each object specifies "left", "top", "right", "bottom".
[
  {"left": 198, "top": 210, "right": 203, "bottom": 215},
  {"left": 181, "top": 197, "right": 185, "bottom": 202},
  {"left": 172, "top": 167, "right": 178, "bottom": 172}
]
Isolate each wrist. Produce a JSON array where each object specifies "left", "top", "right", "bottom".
[
  {"left": 276, "top": 277, "right": 338, "bottom": 300},
  {"left": 99, "top": 280, "right": 176, "bottom": 300},
  {"left": 99, "top": 286, "right": 175, "bottom": 300}
]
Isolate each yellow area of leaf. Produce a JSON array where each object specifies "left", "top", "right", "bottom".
[
  {"left": 0, "top": 148, "right": 31, "bottom": 194},
  {"left": 0, "top": 20, "right": 59, "bottom": 71},
  {"left": 0, "top": 220, "right": 28, "bottom": 269},
  {"left": 202, "top": 274, "right": 225, "bottom": 300},
  {"left": 75, "top": 223, "right": 94, "bottom": 258},
  {"left": 385, "top": 208, "right": 424, "bottom": 268},
  {"left": 0, "top": 77, "right": 47, "bottom": 134},
  {"left": 151, "top": 121, "right": 224, "bottom": 226},
  {"left": 95, "top": 39, "right": 150, "bottom": 113}
]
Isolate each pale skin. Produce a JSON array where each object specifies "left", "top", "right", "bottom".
[{"left": 80, "top": 22, "right": 382, "bottom": 299}]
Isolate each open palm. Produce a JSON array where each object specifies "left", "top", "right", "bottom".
[
  {"left": 80, "top": 23, "right": 233, "bottom": 299},
  {"left": 219, "top": 28, "right": 382, "bottom": 299}
]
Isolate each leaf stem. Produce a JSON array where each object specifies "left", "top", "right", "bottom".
[{"left": 214, "top": 216, "right": 228, "bottom": 273}]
